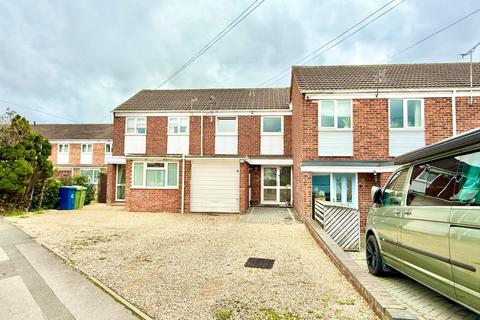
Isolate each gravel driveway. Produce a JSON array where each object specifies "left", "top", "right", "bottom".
[{"left": 7, "top": 204, "right": 377, "bottom": 320}]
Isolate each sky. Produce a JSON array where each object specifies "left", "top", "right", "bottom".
[{"left": 0, "top": 0, "right": 479, "bottom": 124}]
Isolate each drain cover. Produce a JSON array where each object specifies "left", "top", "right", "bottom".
[{"left": 244, "top": 257, "right": 275, "bottom": 269}]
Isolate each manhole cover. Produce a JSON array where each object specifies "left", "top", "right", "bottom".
[{"left": 244, "top": 257, "right": 275, "bottom": 269}]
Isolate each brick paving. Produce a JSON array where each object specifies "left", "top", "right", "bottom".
[
  {"left": 240, "top": 206, "right": 298, "bottom": 224},
  {"left": 349, "top": 250, "right": 480, "bottom": 320}
]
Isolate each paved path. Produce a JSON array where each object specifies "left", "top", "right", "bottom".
[
  {"left": 240, "top": 206, "right": 298, "bottom": 224},
  {"left": 0, "top": 217, "right": 137, "bottom": 320},
  {"left": 349, "top": 250, "right": 480, "bottom": 320}
]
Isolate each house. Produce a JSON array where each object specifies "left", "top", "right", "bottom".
[
  {"left": 33, "top": 124, "right": 113, "bottom": 184},
  {"left": 106, "top": 88, "right": 292, "bottom": 211},
  {"left": 106, "top": 62, "right": 480, "bottom": 231},
  {"left": 291, "top": 62, "right": 480, "bottom": 229}
]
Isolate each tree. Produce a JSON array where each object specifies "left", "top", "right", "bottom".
[{"left": 0, "top": 113, "right": 54, "bottom": 211}]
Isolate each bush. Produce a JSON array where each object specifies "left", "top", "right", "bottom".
[
  {"left": 60, "top": 175, "right": 96, "bottom": 206},
  {"left": 30, "top": 178, "right": 61, "bottom": 210}
]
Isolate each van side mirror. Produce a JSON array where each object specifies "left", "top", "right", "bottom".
[{"left": 371, "top": 186, "right": 383, "bottom": 204}]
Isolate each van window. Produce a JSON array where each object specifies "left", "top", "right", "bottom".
[
  {"left": 453, "top": 151, "right": 480, "bottom": 206},
  {"left": 407, "top": 156, "right": 461, "bottom": 206},
  {"left": 382, "top": 168, "right": 409, "bottom": 206}
]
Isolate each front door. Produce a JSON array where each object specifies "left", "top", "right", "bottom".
[
  {"left": 332, "top": 174, "right": 356, "bottom": 207},
  {"left": 261, "top": 166, "right": 292, "bottom": 205}
]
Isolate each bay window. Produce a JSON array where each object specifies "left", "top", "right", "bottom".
[{"left": 132, "top": 162, "right": 178, "bottom": 188}]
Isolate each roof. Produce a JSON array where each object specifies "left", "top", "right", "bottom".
[
  {"left": 32, "top": 124, "right": 112, "bottom": 140},
  {"left": 394, "top": 127, "right": 480, "bottom": 165},
  {"left": 114, "top": 88, "right": 290, "bottom": 112},
  {"left": 292, "top": 62, "right": 480, "bottom": 92}
]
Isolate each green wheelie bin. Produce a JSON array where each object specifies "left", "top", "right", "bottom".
[{"left": 73, "top": 186, "right": 87, "bottom": 209}]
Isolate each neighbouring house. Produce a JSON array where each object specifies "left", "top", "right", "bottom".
[
  {"left": 33, "top": 124, "right": 113, "bottom": 184},
  {"left": 106, "top": 88, "right": 292, "bottom": 211},
  {"left": 291, "top": 62, "right": 480, "bottom": 229},
  {"left": 106, "top": 62, "right": 480, "bottom": 231}
]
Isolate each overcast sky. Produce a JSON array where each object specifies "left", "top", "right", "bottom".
[{"left": 0, "top": 0, "right": 479, "bottom": 124}]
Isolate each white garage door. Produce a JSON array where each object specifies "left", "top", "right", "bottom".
[{"left": 190, "top": 159, "right": 240, "bottom": 213}]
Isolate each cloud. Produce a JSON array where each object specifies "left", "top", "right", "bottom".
[{"left": 0, "top": 0, "right": 478, "bottom": 123}]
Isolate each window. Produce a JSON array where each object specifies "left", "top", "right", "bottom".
[
  {"left": 132, "top": 162, "right": 178, "bottom": 188},
  {"left": 389, "top": 99, "right": 423, "bottom": 129},
  {"left": 262, "top": 117, "right": 282, "bottom": 134},
  {"left": 105, "top": 143, "right": 112, "bottom": 153},
  {"left": 168, "top": 117, "right": 189, "bottom": 135},
  {"left": 58, "top": 144, "right": 69, "bottom": 153},
  {"left": 453, "top": 151, "right": 480, "bottom": 206},
  {"left": 319, "top": 100, "right": 352, "bottom": 129},
  {"left": 80, "top": 169, "right": 100, "bottom": 184},
  {"left": 81, "top": 144, "right": 93, "bottom": 153},
  {"left": 126, "top": 117, "right": 146, "bottom": 134},
  {"left": 382, "top": 168, "right": 409, "bottom": 206},
  {"left": 216, "top": 117, "right": 237, "bottom": 134},
  {"left": 408, "top": 157, "right": 461, "bottom": 206}
]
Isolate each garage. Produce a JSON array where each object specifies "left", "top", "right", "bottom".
[{"left": 190, "top": 159, "right": 240, "bottom": 213}]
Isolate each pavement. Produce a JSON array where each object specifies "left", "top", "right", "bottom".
[
  {"left": 240, "top": 206, "right": 298, "bottom": 224},
  {"left": 0, "top": 217, "right": 137, "bottom": 320},
  {"left": 349, "top": 247, "right": 480, "bottom": 320}
]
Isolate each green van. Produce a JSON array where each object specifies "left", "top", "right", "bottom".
[{"left": 366, "top": 128, "right": 480, "bottom": 314}]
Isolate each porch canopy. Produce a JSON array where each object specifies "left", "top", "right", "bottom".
[{"left": 301, "top": 160, "right": 396, "bottom": 173}]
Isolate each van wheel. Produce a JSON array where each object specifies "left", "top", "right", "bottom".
[{"left": 366, "top": 235, "right": 384, "bottom": 276}]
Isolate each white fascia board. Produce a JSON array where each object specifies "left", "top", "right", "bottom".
[
  {"left": 125, "top": 155, "right": 183, "bottom": 161},
  {"left": 106, "top": 156, "right": 126, "bottom": 164},
  {"left": 305, "top": 88, "right": 480, "bottom": 100},
  {"left": 114, "top": 110, "right": 292, "bottom": 117},
  {"left": 301, "top": 165, "right": 398, "bottom": 173},
  {"left": 50, "top": 139, "right": 112, "bottom": 144},
  {"left": 246, "top": 158, "right": 293, "bottom": 165}
]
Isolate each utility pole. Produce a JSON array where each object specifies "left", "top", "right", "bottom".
[{"left": 460, "top": 41, "right": 480, "bottom": 105}]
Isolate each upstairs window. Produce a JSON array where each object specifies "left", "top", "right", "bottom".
[
  {"left": 126, "top": 117, "right": 146, "bottom": 134},
  {"left": 132, "top": 162, "right": 178, "bottom": 188},
  {"left": 390, "top": 99, "right": 423, "bottom": 129},
  {"left": 58, "top": 144, "right": 69, "bottom": 153},
  {"left": 319, "top": 100, "right": 352, "bottom": 129},
  {"left": 168, "top": 117, "right": 189, "bottom": 135},
  {"left": 105, "top": 143, "right": 112, "bottom": 153},
  {"left": 216, "top": 117, "right": 237, "bottom": 135},
  {"left": 81, "top": 144, "right": 93, "bottom": 153},
  {"left": 262, "top": 116, "right": 283, "bottom": 134}
]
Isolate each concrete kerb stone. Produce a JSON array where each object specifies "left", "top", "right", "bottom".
[
  {"left": 13, "top": 224, "right": 153, "bottom": 320},
  {"left": 304, "top": 217, "right": 418, "bottom": 320}
]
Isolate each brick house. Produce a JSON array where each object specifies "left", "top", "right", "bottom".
[
  {"left": 291, "top": 62, "right": 480, "bottom": 229},
  {"left": 106, "top": 88, "right": 292, "bottom": 211},
  {"left": 33, "top": 124, "right": 113, "bottom": 184}
]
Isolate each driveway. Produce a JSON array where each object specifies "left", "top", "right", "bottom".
[{"left": 7, "top": 204, "right": 377, "bottom": 320}]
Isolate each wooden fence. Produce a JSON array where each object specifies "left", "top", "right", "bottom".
[{"left": 313, "top": 199, "right": 360, "bottom": 251}]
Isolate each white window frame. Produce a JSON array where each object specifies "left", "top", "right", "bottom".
[
  {"left": 388, "top": 98, "right": 424, "bottom": 130},
  {"left": 261, "top": 116, "right": 283, "bottom": 135},
  {"left": 115, "top": 164, "right": 126, "bottom": 201},
  {"left": 261, "top": 166, "right": 292, "bottom": 204},
  {"left": 81, "top": 143, "right": 93, "bottom": 153},
  {"left": 58, "top": 143, "right": 69, "bottom": 153},
  {"left": 80, "top": 168, "right": 100, "bottom": 184},
  {"left": 105, "top": 143, "right": 112, "bottom": 153},
  {"left": 168, "top": 116, "right": 189, "bottom": 135},
  {"left": 313, "top": 173, "right": 359, "bottom": 209},
  {"left": 215, "top": 116, "right": 238, "bottom": 136},
  {"left": 125, "top": 117, "right": 147, "bottom": 135},
  {"left": 131, "top": 161, "right": 179, "bottom": 189},
  {"left": 318, "top": 100, "right": 353, "bottom": 131}
]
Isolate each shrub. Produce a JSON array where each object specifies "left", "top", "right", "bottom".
[{"left": 30, "top": 178, "right": 61, "bottom": 210}]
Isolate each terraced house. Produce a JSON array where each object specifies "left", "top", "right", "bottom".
[
  {"left": 106, "top": 62, "right": 480, "bottom": 230},
  {"left": 33, "top": 124, "right": 113, "bottom": 184}
]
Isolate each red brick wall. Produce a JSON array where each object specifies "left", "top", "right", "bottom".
[
  {"left": 357, "top": 173, "right": 376, "bottom": 231},
  {"left": 238, "top": 116, "right": 260, "bottom": 156},
  {"left": 239, "top": 162, "right": 249, "bottom": 214},
  {"left": 456, "top": 96, "right": 480, "bottom": 134},
  {"left": 425, "top": 97, "right": 453, "bottom": 144},
  {"left": 189, "top": 117, "right": 201, "bottom": 155},
  {"left": 146, "top": 116, "right": 167, "bottom": 155},
  {"left": 106, "top": 164, "right": 116, "bottom": 204},
  {"left": 125, "top": 159, "right": 185, "bottom": 212},
  {"left": 250, "top": 165, "right": 261, "bottom": 205},
  {"left": 203, "top": 116, "right": 216, "bottom": 156},
  {"left": 92, "top": 143, "right": 105, "bottom": 166},
  {"left": 284, "top": 115, "right": 293, "bottom": 156},
  {"left": 112, "top": 116, "right": 125, "bottom": 156},
  {"left": 69, "top": 144, "right": 81, "bottom": 165}
]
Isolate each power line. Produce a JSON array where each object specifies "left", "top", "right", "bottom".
[
  {"left": 258, "top": 0, "right": 405, "bottom": 87},
  {"left": 0, "top": 99, "right": 79, "bottom": 123},
  {"left": 387, "top": 8, "right": 480, "bottom": 61},
  {"left": 156, "top": 0, "right": 266, "bottom": 89}
]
